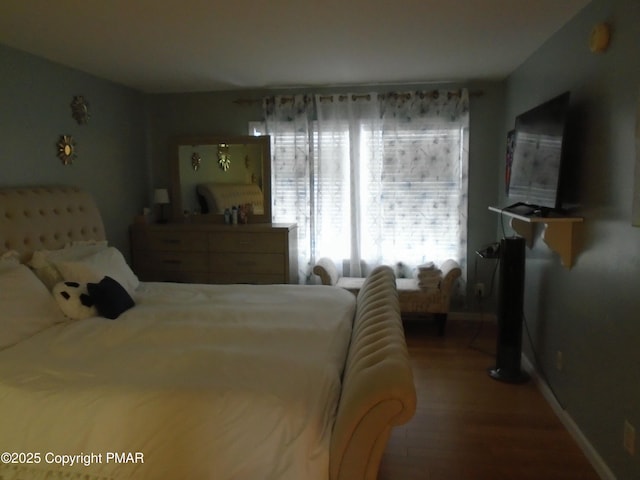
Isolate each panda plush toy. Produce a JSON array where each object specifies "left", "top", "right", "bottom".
[
  {"left": 53, "top": 276, "right": 135, "bottom": 320},
  {"left": 52, "top": 281, "right": 98, "bottom": 320}
]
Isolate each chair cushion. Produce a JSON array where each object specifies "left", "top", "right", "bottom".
[
  {"left": 336, "top": 277, "right": 365, "bottom": 294},
  {"left": 395, "top": 278, "right": 420, "bottom": 292}
]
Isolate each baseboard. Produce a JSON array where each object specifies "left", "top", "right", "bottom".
[{"left": 521, "top": 355, "right": 617, "bottom": 480}]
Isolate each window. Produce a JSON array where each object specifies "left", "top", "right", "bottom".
[{"left": 254, "top": 90, "right": 469, "bottom": 282}]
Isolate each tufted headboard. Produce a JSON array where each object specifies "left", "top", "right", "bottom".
[{"left": 0, "top": 186, "right": 106, "bottom": 263}]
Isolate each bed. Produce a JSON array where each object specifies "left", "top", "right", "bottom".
[{"left": 0, "top": 186, "right": 416, "bottom": 480}]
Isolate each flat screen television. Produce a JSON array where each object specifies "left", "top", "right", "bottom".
[{"left": 506, "top": 91, "right": 571, "bottom": 214}]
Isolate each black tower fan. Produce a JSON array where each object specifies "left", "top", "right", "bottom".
[{"left": 489, "top": 236, "right": 529, "bottom": 383}]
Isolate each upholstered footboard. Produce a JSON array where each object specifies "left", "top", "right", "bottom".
[{"left": 330, "top": 266, "right": 417, "bottom": 480}]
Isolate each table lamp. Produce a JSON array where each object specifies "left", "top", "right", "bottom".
[{"left": 154, "top": 188, "right": 170, "bottom": 223}]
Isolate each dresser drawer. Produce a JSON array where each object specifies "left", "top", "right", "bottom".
[
  {"left": 135, "top": 251, "right": 209, "bottom": 272},
  {"left": 209, "top": 232, "right": 284, "bottom": 253},
  {"left": 131, "top": 223, "right": 297, "bottom": 284},
  {"left": 210, "top": 253, "right": 284, "bottom": 274},
  {"left": 137, "top": 230, "right": 207, "bottom": 252},
  {"left": 138, "top": 269, "right": 210, "bottom": 284}
]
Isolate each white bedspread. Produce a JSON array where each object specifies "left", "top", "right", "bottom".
[{"left": 0, "top": 282, "right": 355, "bottom": 480}]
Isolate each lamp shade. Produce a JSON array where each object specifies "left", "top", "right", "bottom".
[{"left": 154, "top": 188, "right": 170, "bottom": 205}]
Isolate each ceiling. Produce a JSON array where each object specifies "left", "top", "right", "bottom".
[{"left": 0, "top": 0, "right": 591, "bottom": 94}]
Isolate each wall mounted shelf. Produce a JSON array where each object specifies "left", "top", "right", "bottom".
[{"left": 489, "top": 206, "right": 584, "bottom": 268}]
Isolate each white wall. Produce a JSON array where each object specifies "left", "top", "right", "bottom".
[
  {"left": 504, "top": 0, "right": 640, "bottom": 477},
  {"left": 0, "top": 44, "right": 148, "bottom": 256}
]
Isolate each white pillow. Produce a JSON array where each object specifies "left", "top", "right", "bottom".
[
  {"left": 55, "top": 247, "right": 140, "bottom": 295},
  {"left": 0, "top": 250, "right": 21, "bottom": 271},
  {"left": 28, "top": 242, "right": 108, "bottom": 290},
  {"left": 29, "top": 241, "right": 108, "bottom": 269},
  {"left": 64, "top": 240, "right": 109, "bottom": 248},
  {"left": 0, "top": 264, "right": 66, "bottom": 350}
]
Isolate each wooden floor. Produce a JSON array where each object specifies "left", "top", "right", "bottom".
[{"left": 377, "top": 317, "right": 601, "bottom": 480}]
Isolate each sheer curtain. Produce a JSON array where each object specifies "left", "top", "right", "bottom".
[
  {"left": 262, "top": 89, "right": 469, "bottom": 283},
  {"left": 262, "top": 94, "right": 314, "bottom": 277}
]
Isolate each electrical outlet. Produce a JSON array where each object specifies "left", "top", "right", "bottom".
[
  {"left": 624, "top": 420, "right": 635, "bottom": 455},
  {"left": 556, "top": 351, "right": 563, "bottom": 371},
  {"left": 474, "top": 283, "right": 485, "bottom": 298}
]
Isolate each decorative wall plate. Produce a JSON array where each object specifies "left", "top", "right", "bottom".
[
  {"left": 191, "top": 152, "right": 202, "bottom": 171},
  {"left": 71, "top": 95, "right": 90, "bottom": 124},
  {"left": 589, "top": 23, "right": 611, "bottom": 53},
  {"left": 57, "top": 135, "right": 76, "bottom": 165},
  {"left": 217, "top": 143, "right": 231, "bottom": 171}
]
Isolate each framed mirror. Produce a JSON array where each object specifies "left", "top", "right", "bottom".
[{"left": 170, "top": 135, "right": 272, "bottom": 224}]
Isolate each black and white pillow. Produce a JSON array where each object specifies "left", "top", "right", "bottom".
[
  {"left": 53, "top": 276, "right": 135, "bottom": 320},
  {"left": 52, "top": 281, "right": 98, "bottom": 320}
]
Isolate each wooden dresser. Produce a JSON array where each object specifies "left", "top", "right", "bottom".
[{"left": 130, "top": 223, "right": 298, "bottom": 284}]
